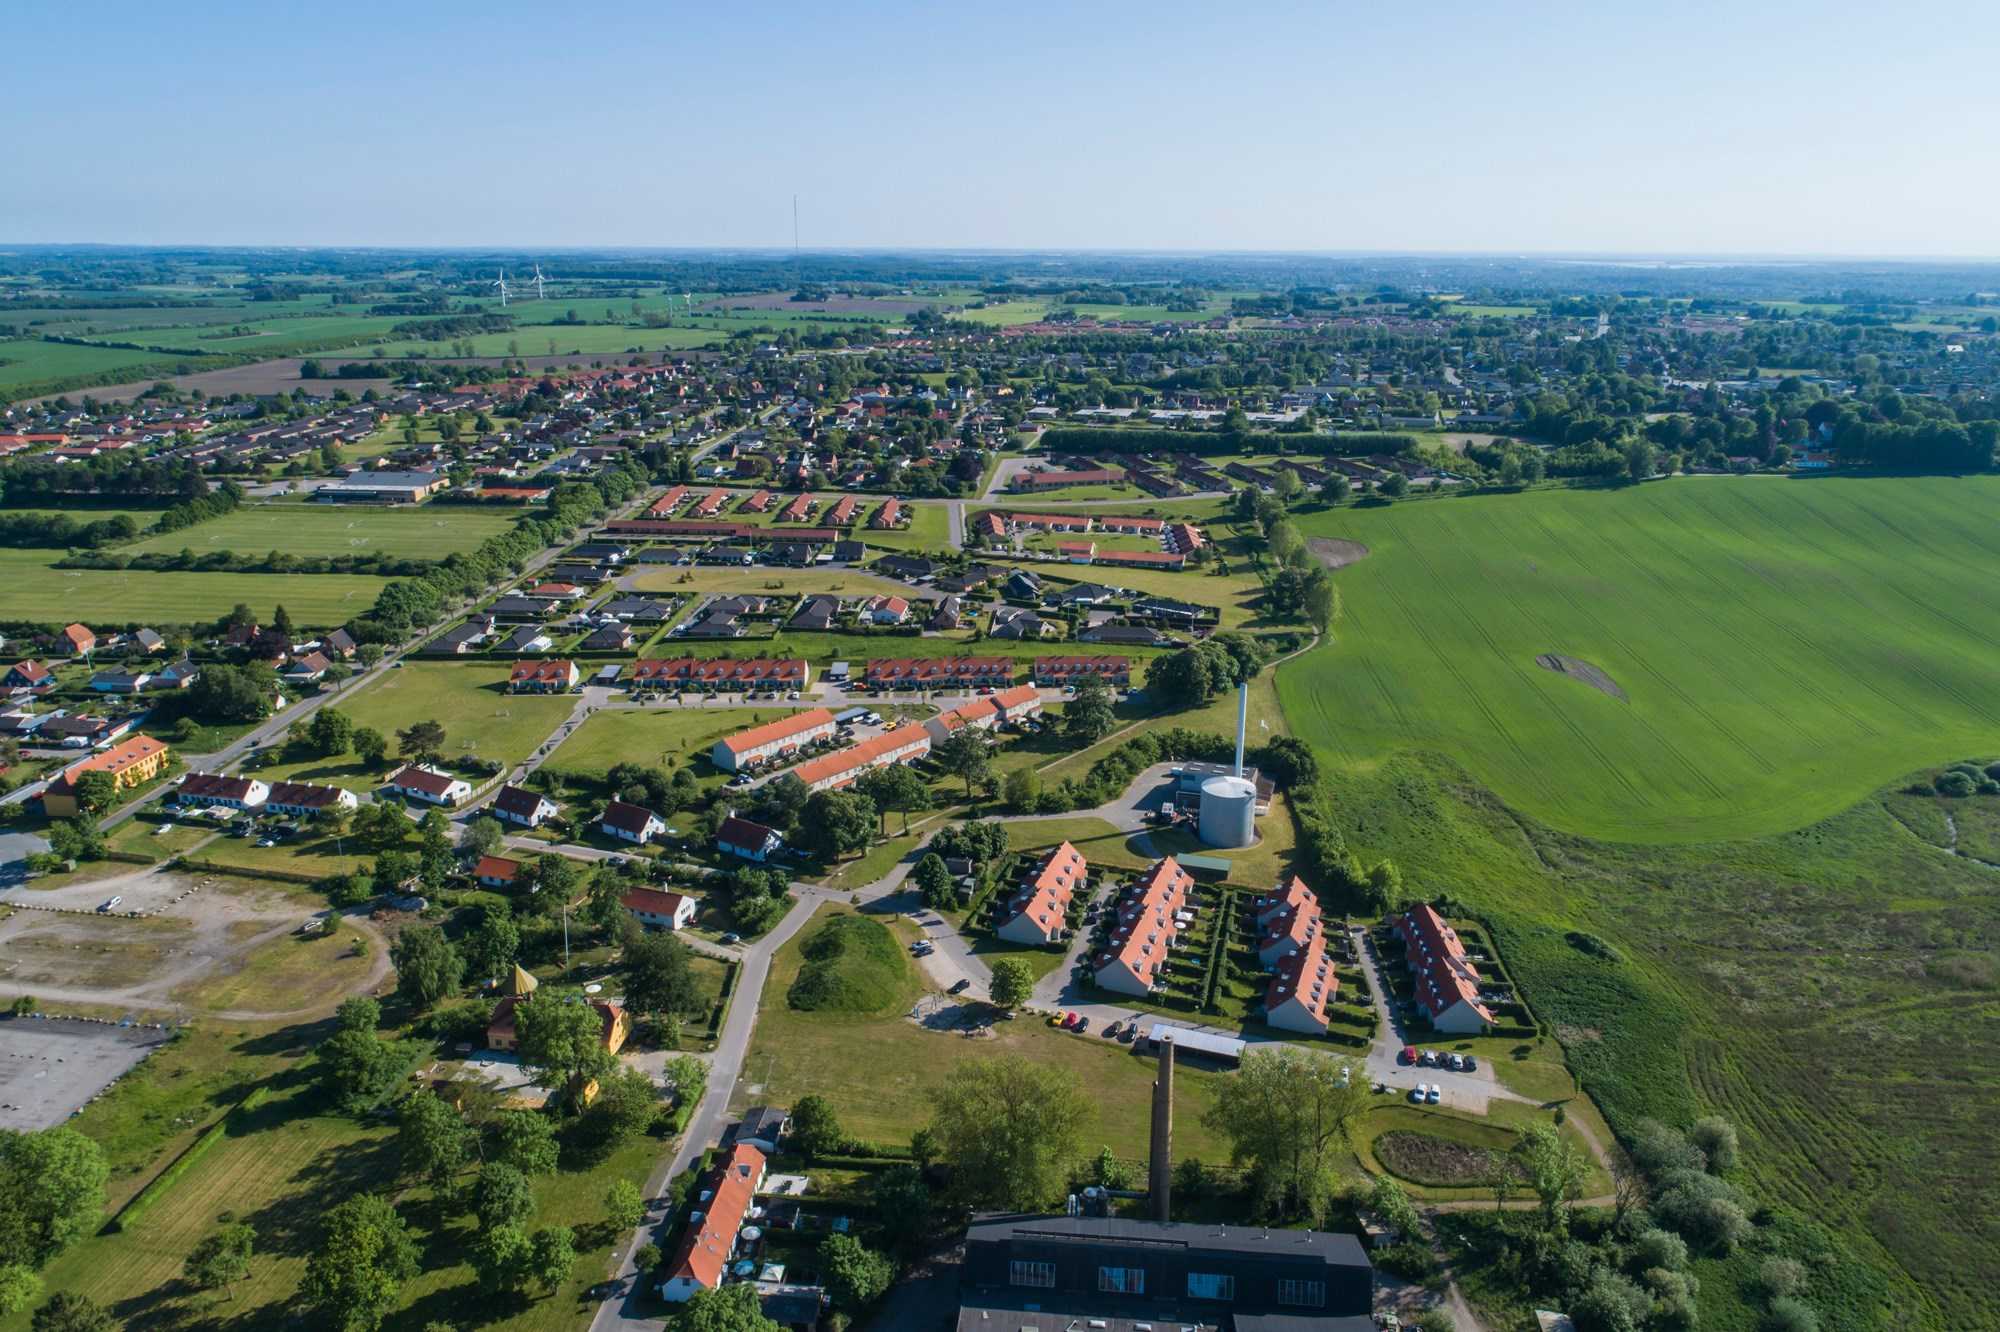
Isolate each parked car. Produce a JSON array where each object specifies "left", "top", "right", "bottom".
[
  {"left": 1400, "top": 1046, "right": 1418, "bottom": 1065},
  {"left": 1446, "top": 1053, "right": 1465, "bottom": 1071},
  {"left": 1408, "top": 1084, "right": 1427, "bottom": 1104},
  {"left": 99, "top": 895, "right": 123, "bottom": 912},
  {"left": 720, "top": 932, "right": 742, "bottom": 945},
  {"left": 1073, "top": 1016, "right": 1090, "bottom": 1033},
  {"left": 948, "top": 978, "right": 970, "bottom": 995},
  {"left": 1061, "top": 1012, "right": 1080, "bottom": 1029},
  {"left": 1462, "top": 1055, "right": 1479, "bottom": 1071},
  {"left": 1046, "top": 1014, "right": 1063, "bottom": 1028},
  {"left": 1103, "top": 1022, "right": 1122, "bottom": 1040},
  {"left": 1426, "top": 1085, "right": 1442, "bottom": 1105}
]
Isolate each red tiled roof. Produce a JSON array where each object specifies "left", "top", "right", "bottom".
[
  {"left": 632, "top": 658, "right": 807, "bottom": 685},
  {"left": 475, "top": 855, "right": 521, "bottom": 882},
  {"left": 790, "top": 728, "right": 930, "bottom": 789},
  {"left": 719, "top": 709, "right": 835, "bottom": 756},
  {"left": 48, "top": 734, "right": 167, "bottom": 796},
  {"left": 667, "top": 1143, "right": 766, "bottom": 1289},
  {"left": 509, "top": 659, "right": 577, "bottom": 684},
  {"left": 1001, "top": 840, "right": 1084, "bottom": 938},
  {"left": 390, "top": 765, "right": 460, "bottom": 797},
  {"left": 602, "top": 799, "right": 661, "bottom": 835},
  {"left": 622, "top": 885, "right": 692, "bottom": 918},
  {"left": 717, "top": 816, "right": 781, "bottom": 851}
]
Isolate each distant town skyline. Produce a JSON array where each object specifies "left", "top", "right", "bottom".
[{"left": 9, "top": 1, "right": 1998, "bottom": 256}]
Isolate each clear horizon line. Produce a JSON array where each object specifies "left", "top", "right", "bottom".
[{"left": 6, "top": 241, "right": 2000, "bottom": 265}]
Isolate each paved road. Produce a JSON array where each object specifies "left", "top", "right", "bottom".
[{"left": 587, "top": 885, "right": 827, "bottom": 1332}]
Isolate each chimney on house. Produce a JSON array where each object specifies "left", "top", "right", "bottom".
[{"left": 1149, "top": 1032, "right": 1175, "bottom": 1221}]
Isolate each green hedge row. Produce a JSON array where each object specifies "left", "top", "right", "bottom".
[{"left": 108, "top": 1087, "right": 271, "bottom": 1233}]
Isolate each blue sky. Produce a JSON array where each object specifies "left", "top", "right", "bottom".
[{"left": 8, "top": 1, "right": 1997, "bottom": 254}]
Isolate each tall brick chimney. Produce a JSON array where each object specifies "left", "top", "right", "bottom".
[{"left": 1149, "top": 1033, "right": 1175, "bottom": 1221}]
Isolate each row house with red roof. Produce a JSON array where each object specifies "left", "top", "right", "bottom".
[
  {"left": 997, "top": 841, "right": 1086, "bottom": 945},
  {"left": 1391, "top": 902, "right": 1497, "bottom": 1034},
  {"left": 1093, "top": 857, "right": 1193, "bottom": 997}
]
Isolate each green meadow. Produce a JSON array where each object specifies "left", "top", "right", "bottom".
[
  {"left": 121, "top": 502, "right": 519, "bottom": 561},
  {"left": 1283, "top": 476, "right": 2000, "bottom": 843},
  {"left": 0, "top": 548, "right": 389, "bottom": 626}
]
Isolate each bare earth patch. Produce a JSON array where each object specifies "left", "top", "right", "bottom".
[
  {"left": 1375, "top": 1130, "right": 1524, "bottom": 1188},
  {"left": 1535, "top": 653, "right": 1628, "bottom": 702},
  {"left": 1308, "top": 537, "right": 1371, "bottom": 569}
]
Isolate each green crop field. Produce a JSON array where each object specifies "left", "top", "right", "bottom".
[
  {"left": 0, "top": 337, "right": 225, "bottom": 393},
  {"left": 0, "top": 547, "right": 389, "bottom": 625},
  {"left": 1284, "top": 477, "right": 2000, "bottom": 842},
  {"left": 121, "top": 501, "right": 518, "bottom": 560}
]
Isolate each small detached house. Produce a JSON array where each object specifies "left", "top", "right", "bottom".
[
  {"left": 60, "top": 624, "right": 96, "bottom": 656},
  {"left": 601, "top": 799, "right": 666, "bottom": 844},
  {"left": 493, "top": 783, "right": 559, "bottom": 828},
  {"left": 475, "top": 855, "right": 522, "bottom": 889},
  {"left": 622, "top": 885, "right": 697, "bottom": 932},
  {"left": 387, "top": 764, "right": 473, "bottom": 807},
  {"left": 717, "top": 816, "right": 785, "bottom": 863}
]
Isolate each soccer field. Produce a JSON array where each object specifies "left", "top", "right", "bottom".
[
  {"left": 1283, "top": 476, "right": 2000, "bottom": 842},
  {"left": 120, "top": 501, "right": 518, "bottom": 561}
]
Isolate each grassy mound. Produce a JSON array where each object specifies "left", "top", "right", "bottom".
[{"left": 786, "top": 913, "right": 914, "bottom": 1016}]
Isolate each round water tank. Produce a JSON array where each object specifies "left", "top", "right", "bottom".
[{"left": 1198, "top": 775, "right": 1257, "bottom": 848}]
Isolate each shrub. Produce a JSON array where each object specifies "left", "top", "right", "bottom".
[
  {"left": 1934, "top": 770, "right": 1976, "bottom": 797},
  {"left": 1371, "top": 1242, "right": 1439, "bottom": 1281},
  {"left": 1766, "top": 1296, "right": 1820, "bottom": 1332}
]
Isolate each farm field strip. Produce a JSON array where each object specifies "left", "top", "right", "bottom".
[
  {"left": 0, "top": 547, "right": 389, "bottom": 625},
  {"left": 120, "top": 502, "right": 519, "bottom": 560},
  {"left": 1285, "top": 477, "right": 2000, "bottom": 842}
]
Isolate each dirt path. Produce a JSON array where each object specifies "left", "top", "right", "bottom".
[{"left": 0, "top": 899, "right": 392, "bottom": 1022}]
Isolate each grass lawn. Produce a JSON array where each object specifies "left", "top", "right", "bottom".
[
  {"left": 1288, "top": 476, "right": 2000, "bottom": 843},
  {"left": 1004, "top": 817, "right": 1153, "bottom": 874},
  {"left": 1020, "top": 531, "right": 1167, "bottom": 556},
  {"left": 268, "top": 662, "right": 574, "bottom": 780},
  {"left": 2, "top": 1072, "right": 661, "bottom": 1332},
  {"left": 1018, "top": 560, "right": 1269, "bottom": 631},
  {"left": 120, "top": 502, "right": 519, "bottom": 561},
  {"left": 546, "top": 706, "right": 794, "bottom": 775},
  {"left": 732, "top": 903, "right": 1233, "bottom": 1161},
  {"left": 856, "top": 503, "right": 950, "bottom": 553},
  {"left": 0, "top": 548, "right": 390, "bottom": 626},
  {"left": 815, "top": 832, "right": 923, "bottom": 890}
]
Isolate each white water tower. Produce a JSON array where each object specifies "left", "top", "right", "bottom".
[{"left": 1198, "top": 683, "right": 1258, "bottom": 849}]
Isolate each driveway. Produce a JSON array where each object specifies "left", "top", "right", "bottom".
[{"left": 1351, "top": 924, "right": 1506, "bottom": 1113}]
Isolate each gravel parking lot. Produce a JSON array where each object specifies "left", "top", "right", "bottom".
[{"left": 0, "top": 1015, "right": 173, "bottom": 1130}]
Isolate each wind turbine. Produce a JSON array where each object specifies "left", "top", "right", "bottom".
[
  {"left": 532, "top": 264, "right": 547, "bottom": 300},
  {"left": 491, "top": 271, "right": 510, "bottom": 307}
]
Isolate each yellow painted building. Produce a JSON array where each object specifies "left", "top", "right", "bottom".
[{"left": 42, "top": 735, "right": 170, "bottom": 817}]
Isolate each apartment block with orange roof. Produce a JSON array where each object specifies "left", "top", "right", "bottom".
[
  {"left": 996, "top": 841, "right": 1086, "bottom": 945},
  {"left": 1092, "top": 857, "right": 1193, "bottom": 997}
]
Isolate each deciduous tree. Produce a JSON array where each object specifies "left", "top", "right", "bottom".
[
  {"left": 182, "top": 1222, "right": 255, "bottom": 1299},
  {"left": 300, "top": 1195, "right": 419, "bottom": 1332},
  {"left": 987, "top": 958, "right": 1033, "bottom": 1011},
  {"left": 925, "top": 1055, "right": 1085, "bottom": 1209},
  {"left": 1202, "top": 1049, "right": 1366, "bottom": 1222}
]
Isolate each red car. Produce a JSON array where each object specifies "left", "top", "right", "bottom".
[
  {"left": 1400, "top": 1046, "right": 1418, "bottom": 1064},
  {"left": 1061, "top": 1012, "right": 1080, "bottom": 1029}
]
